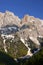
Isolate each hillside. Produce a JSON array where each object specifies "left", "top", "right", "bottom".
[
  {"left": 18, "top": 47, "right": 43, "bottom": 65},
  {"left": 0, "top": 47, "right": 43, "bottom": 65}
]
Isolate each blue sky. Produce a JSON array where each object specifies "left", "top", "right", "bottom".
[{"left": 0, "top": 0, "right": 43, "bottom": 19}]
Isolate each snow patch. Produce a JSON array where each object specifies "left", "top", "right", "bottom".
[
  {"left": 3, "top": 39, "right": 7, "bottom": 53},
  {"left": 20, "top": 37, "right": 25, "bottom": 43},
  {"left": 29, "top": 36, "right": 40, "bottom": 45}
]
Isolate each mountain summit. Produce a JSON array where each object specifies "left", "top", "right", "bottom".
[{"left": 0, "top": 11, "right": 21, "bottom": 27}]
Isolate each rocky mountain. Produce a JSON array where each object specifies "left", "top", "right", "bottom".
[{"left": 0, "top": 11, "right": 43, "bottom": 59}]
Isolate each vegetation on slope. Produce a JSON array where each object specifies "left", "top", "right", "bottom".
[
  {"left": 18, "top": 47, "right": 43, "bottom": 65},
  {"left": 0, "top": 34, "right": 43, "bottom": 65},
  {"left": 5, "top": 38, "right": 28, "bottom": 58},
  {"left": 0, "top": 47, "right": 43, "bottom": 65},
  {"left": 0, "top": 34, "right": 28, "bottom": 58},
  {"left": 0, "top": 35, "right": 5, "bottom": 52}
]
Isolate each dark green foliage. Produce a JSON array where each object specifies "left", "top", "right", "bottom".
[
  {"left": 0, "top": 34, "right": 43, "bottom": 65},
  {"left": 0, "top": 48, "right": 43, "bottom": 65},
  {"left": 18, "top": 47, "right": 43, "bottom": 65},
  {"left": 0, "top": 51, "right": 18, "bottom": 65},
  {"left": 0, "top": 35, "right": 4, "bottom": 52}
]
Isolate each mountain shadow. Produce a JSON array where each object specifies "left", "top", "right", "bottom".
[{"left": 0, "top": 51, "right": 18, "bottom": 65}]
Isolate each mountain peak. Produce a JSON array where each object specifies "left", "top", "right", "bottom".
[{"left": 0, "top": 11, "right": 43, "bottom": 59}]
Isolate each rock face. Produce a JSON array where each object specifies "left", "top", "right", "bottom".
[
  {"left": 0, "top": 12, "right": 4, "bottom": 28},
  {"left": 0, "top": 11, "right": 43, "bottom": 59},
  {"left": 0, "top": 11, "right": 21, "bottom": 28},
  {"left": 0, "top": 11, "right": 43, "bottom": 37}
]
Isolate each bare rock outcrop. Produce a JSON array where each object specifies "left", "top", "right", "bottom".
[{"left": 0, "top": 11, "right": 21, "bottom": 28}]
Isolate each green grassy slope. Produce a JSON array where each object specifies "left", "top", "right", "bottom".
[
  {"left": 0, "top": 34, "right": 28, "bottom": 58},
  {"left": 18, "top": 47, "right": 43, "bottom": 65}
]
